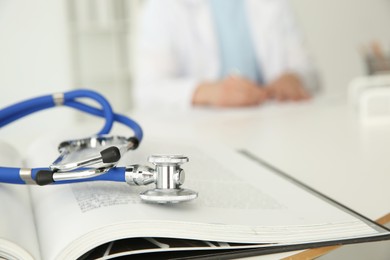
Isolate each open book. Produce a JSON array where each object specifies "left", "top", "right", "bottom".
[{"left": 1, "top": 136, "right": 389, "bottom": 260}]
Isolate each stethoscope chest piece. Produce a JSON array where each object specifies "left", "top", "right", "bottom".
[
  {"left": 140, "top": 188, "right": 198, "bottom": 204},
  {"left": 127, "top": 155, "right": 198, "bottom": 204}
]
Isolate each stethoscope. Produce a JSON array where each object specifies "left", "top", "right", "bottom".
[{"left": 0, "top": 89, "right": 198, "bottom": 204}]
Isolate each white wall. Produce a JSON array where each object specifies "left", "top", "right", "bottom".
[
  {"left": 0, "top": 0, "right": 390, "bottom": 107},
  {"left": 1, "top": 0, "right": 389, "bottom": 104},
  {"left": 0, "top": 0, "right": 74, "bottom": 148},
  {"left": 0, "top": 0, "right": 72, "bottom": 104},
  {"left": 290, "top": 0, "right": 390, "bottom": 96}
]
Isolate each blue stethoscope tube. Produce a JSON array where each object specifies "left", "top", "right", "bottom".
[
  {"left": 1, "top": 167, "right": 126, "bottom": 185},
  {"left": 0, "top": 89, "right": 143, "bottom": 140},
  {"left": 0, "top": 89, "right": 143, "bottom": 185}
]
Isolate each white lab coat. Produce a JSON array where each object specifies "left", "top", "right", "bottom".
[{"left": 134, "top": 0, "right": 318, "bottom": 110}]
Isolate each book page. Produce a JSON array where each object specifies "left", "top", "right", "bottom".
[
  {"left": 25, "top": 137, "right": 389, "bottom": 260},
  {"left": 0, "top": 140, "right": 40, "bottom": 260}
]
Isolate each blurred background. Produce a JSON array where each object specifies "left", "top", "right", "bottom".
[
  {"left": 0, "top": 0, "right": 389, "bottom": 123},
  {"left": 0, "top": 2, "right": 389, "bottom": 258}
]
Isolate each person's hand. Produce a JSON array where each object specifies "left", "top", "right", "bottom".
[
  {"left": 192, "top": 75, "right": 267, "bottom": 107},
  {"left": 265, "top": 73, "right": 310, "bottom": 101}
]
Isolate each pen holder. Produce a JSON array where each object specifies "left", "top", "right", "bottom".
[
  {"left": 365, "top": 55, "right": 390, "bottom": 75},
  {"left": 349, "top": 75, "right": 390, "bottom": 125}
]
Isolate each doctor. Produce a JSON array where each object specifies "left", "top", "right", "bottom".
[{"left": 134, "top": 0, "right": 319, "bottom": 110}]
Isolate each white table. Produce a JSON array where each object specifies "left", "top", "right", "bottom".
[
  {"left": 130, "top": 95, "right": 390, "bottom": 259},
  {"left": 132, "top": 95, "right": 390, "bottom": 221},
  {"left": 2, "top": 94, "right": 389, "bottom": 259}
]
